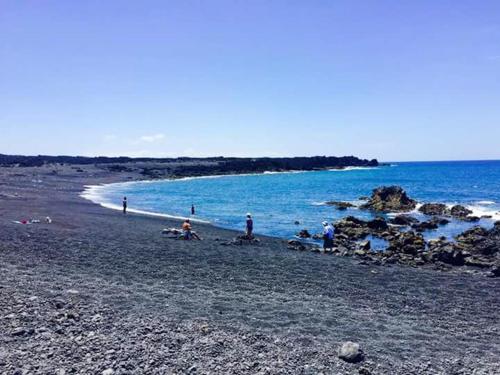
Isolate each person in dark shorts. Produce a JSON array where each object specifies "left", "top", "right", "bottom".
[
  {"left": 246, "top": 213, "right": 254, "bottom": 238},
  {"left": 122, "top": 197, "right": 127, "bottom": 214},
  {"left": 322, "top": 221, "right": 334, "bottom": 251}
]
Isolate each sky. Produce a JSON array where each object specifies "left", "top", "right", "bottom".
[{"left": 1, "top": 1, "right": 499, "bottom": 162}]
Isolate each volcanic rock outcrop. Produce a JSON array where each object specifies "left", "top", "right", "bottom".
[{"left": 360, "top": 186, "right": 417, "bottom": 212}]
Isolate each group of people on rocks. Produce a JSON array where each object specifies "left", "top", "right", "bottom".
[{"left": 121, "top": 196, "right": 254, "bottom": 241}]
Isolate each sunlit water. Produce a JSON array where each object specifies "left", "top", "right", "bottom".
[{"left": 83, "top": 161, "right": 500, "bottom": 250}]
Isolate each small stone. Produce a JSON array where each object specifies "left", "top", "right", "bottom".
[
  {"left": 338, "top": 341, "right": 364, "bottom": 363},
  {"left": 11, "top": 328, "right": 26, "bottom": 337},
  {"left": 102, "top": 369, "right": 114, "bottom": 375}
]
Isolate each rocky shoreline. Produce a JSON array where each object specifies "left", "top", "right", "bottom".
[
  {"left": 292, "top": 186, "right": 500, "bottom": 277},
  {"left": 0, "top": 154, "right": 379, "bottom": 180}
]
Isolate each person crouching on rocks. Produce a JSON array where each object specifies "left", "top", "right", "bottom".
[
  {"left": 245, "top": 213, "right": 254, "bottom": 239},
  {"left": 322, "top": 221, "right": 334, "bottom": 251}
]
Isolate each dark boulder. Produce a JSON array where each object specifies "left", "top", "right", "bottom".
[
  {"left": 411, "top": 216, "right": 449, "bottom": 232},
  {"left": 450, "top": 205, "right": 473, "bottom": 218},
  {"left": 324, "top": 201, "right": 355, "bottom": 210},
  {"left": 287, "top": 239, "right": 307, "bottom": 251},
  {"left": 366, "top": 217, "right": 389, "bottom": 231},
  {"left": 462, "top": 215, "right": 480, "bottom": 222},
  {"left": 386, "top": 231, "right": 425, "bottom": 255},
  {"left": 360, "top": 186, "right": 417, "bottom": 212},
  {"left": 431, "top": 247, "right": 466, "bottom": 266},
  {"left": 390, "top": 215, "right": 419, "bottom": 226},
  {"left": 412, "top": 220, "right": 438, "bottom": 232},
  {"left": 419, "top": 203, "right": 448, "bottom": 216},
  {"left": 297, "top": 229, "right": 311, "bottom": 239}
]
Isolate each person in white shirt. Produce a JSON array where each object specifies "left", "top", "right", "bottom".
[{"left": 322, "top": 221, "right": 334, "bottom": 251}]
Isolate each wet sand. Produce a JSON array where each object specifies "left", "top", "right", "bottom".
[{"left": 0, "top": 164, "right": 499, "bottom": 374}]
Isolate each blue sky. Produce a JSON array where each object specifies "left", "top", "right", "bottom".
[{"left": 1, "top": 1, "right": 499, "bottom": 161}]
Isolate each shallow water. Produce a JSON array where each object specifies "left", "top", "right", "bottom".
[{"left": 83, "top": 160, "right": 500, "bottom": 247}]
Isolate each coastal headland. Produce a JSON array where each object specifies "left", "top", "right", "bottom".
[{"left": 0, "top": 156, "right": 499, "bottom": 374}]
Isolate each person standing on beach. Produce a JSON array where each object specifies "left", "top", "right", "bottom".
[
  {"left": 122, "top": 196, "right": 127, "bottom": 214},
  {"left": 322, "top": 221, "right": 334, "bottom": 251},
  {"left": 246, "top": 213, "right": 254, "bottom": 238}
]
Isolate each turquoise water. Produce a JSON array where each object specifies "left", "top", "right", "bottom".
[{"left": 83, "top": 161, "right": 500, "bottom": 248}]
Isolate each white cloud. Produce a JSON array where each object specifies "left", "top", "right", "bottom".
[{"left": 139, "top": 133, "right": 165, "bottom": 143}]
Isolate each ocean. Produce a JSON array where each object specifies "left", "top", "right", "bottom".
[{"left": 82, "top": 160, "right": 500, "bottom": 249}]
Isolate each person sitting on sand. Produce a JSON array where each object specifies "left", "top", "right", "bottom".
[
  {"left": 182, "top": 219, "right": 201, "bottom": 240},
  {"left": 122, "top": 196, "right": 127, "bottom": 214},
  {"left": 322, "top": 221, "right": 334, "bottom": 251},
  {"left": 182, "top": 219, "right": 192, "bottom": 240},
  {"left": 246, "top": 213, "right": 254, "bottom": 238}
]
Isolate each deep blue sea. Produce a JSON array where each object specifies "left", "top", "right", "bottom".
[{"left": 83, "top": 161, "right": 500, "bottom": 249}]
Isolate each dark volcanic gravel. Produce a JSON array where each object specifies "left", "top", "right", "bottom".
[{"left": 0, "top": 164, "right": 499, "bottom": 374}]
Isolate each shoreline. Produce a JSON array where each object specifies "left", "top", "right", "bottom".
[
  {"left": 79, "top": 165, "right": 383, "bottom": 228},
  {"left": 1, "top": 163, "right": 499, "bottom": 374}
]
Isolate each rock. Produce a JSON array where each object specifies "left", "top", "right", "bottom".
[
  {"left": 450, "top": 205, "right": 473, "bottom": 218},
  {"left": 360, "top": 186, "right": 417, "bottom": 212},
  {"left": 11, "top": 328, "right": 26, "bottom": 337},
  {"left": 419, "top": 203, "right": 448, "bottom": 216},
  {"left": 412, "top": 216, "right": 450, "bottom": 232},
  {"left": 358, "top": 240, "right": 371, "bottom": 251},
  {"left": 431, "top": 247, "right": 466, "bottom": 266},
  {"left": 334, "top": 217, "right": 371, "bottom": 239},
  {"left": 102, "top": 369, "right": 114, "bottom": 375},
  {"left": 294, "top": 221, "right": 300, "bottom": 225},
  {"left": 297, "top": 229, "right": 311, "bottom": 239},
  {"left": 54, "top": 300, "right": 65, "bottom": 309},
  {"left": 464, "top": 257, "right": 492, "bottom": 268},
  {"left": 390, "top": 215, "right": 419, "bottom": 226},
  {"left": 366, "top": 217, "right": 388, "bottom": 231},
  {"left": 324, "top": 201, "right": 355, "bottom": 210},
  {"left": 488, "top": 265, "right": 500, "bottom": 277},
  {"left": 287, "top": 239, "right": 306, "bottom": 251},
  {"left": 412, "top": 220, "right": 438, "bottom": 232},
  {"left": 338, "top": 341, "right": 364, "bottom": 363},
  {"left": 386, "top": 231, "right": 425, "bottom": 255},
  {"left": 462, "top": 215, "right": 480, "bottom": 222}
]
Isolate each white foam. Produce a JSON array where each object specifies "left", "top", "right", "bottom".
[
  {"left": 80, "top": 184, "right": 210, "bottom": 223},
  {"left": 466, "top": 205, "right": 500, "bottom": 221},
  {"left": 328, "top": 166, "right": 378, "bottom": 172},
  {"left": 476, "top": 200, "right": 495, "bottom": 205}
]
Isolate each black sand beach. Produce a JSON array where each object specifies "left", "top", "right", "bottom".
[{"left": 1, "top": 164, "right": 499, "bottom": 374}]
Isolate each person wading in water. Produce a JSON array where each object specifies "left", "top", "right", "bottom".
[{"left": 122, "top": 196, "right": 127, "bottom": 214}]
